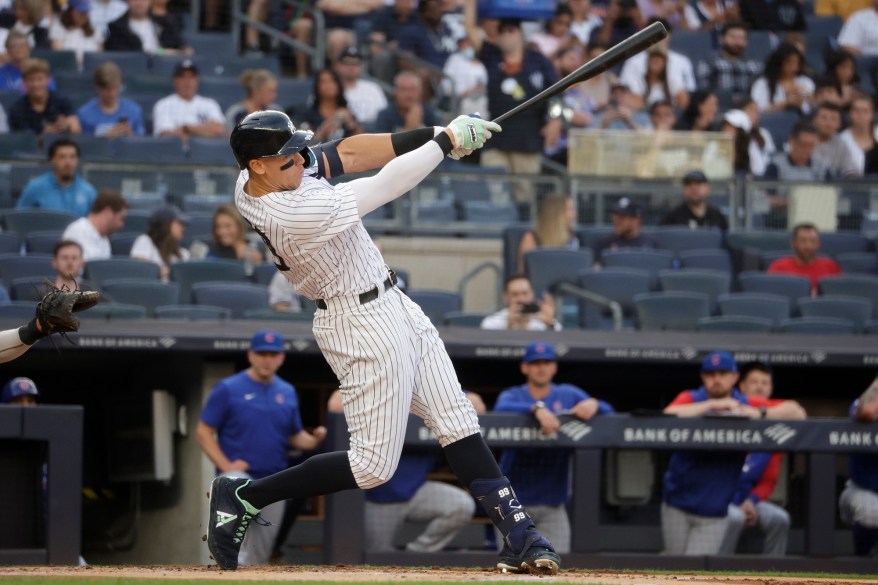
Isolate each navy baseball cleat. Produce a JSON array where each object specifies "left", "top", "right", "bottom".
[
  {"left": 207, "top": 476, "right": 260, "bottom": 570},
  {"left": 496, "top": 528, "right": 561, "bottom": 575}
]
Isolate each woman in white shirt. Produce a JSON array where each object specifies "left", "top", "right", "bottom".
[
  {"left": 130, "top": 206, "right": 190, "bottom": 281},
  {"left": 49, "top": 0, "right": 103, "bottom": 66},
  {"left": 740, "top": 98, "right": 776, "bottom": 176},
  {"left": 840, "top": 93, "right": 878, "bottom": 175},
  {"left": 750, "top": 43, "right": 815, "bottom": 115},
  {"left": 628, "top": 46, "right": 689, "bottom": 110}
]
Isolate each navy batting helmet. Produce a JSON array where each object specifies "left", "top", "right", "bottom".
[
  {"left": 230, "top": 110, "right": 315, "bottom": 170},
  {"left": 1, "top": 377, "right": 39, "bottom": 404}
]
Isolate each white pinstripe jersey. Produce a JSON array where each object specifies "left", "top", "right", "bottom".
[{"left": 235, "top": 165, "right": 388, "bottom": 300}]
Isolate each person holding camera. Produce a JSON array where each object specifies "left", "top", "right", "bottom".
[{"left": 481, "top": 274, "right": 561, "bottom": 331}]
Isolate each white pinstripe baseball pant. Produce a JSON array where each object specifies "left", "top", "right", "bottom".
[{"left": 313, "top": 284, "right": 481, "bottom": 489}]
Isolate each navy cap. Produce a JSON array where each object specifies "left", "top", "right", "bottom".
[
  {"left": 701, "top": 351, "right": 737, "bottom": 372},
  {"left": 611, "top": 197, "right": 641, "bottom": 217},
  {"left": 523, "top": 341, "right": 558, "bottom": 363},
  {"left": 250, "top": 329, "right": 284, "bottom": 352},
  {"left": 150, "top": 206, "right": 190, "bottom": 226},
  {"left": 173, "top": 59, "right": 199, "bottom": 77},
  {"left": 338, "top": 46, "right": 363, "bottom": 61},
  {"left": 683, "top": 170, "right": 708, "bottom": 184},
  {"left": 1, "top": 377, "right": 39, "bottom": 403}
]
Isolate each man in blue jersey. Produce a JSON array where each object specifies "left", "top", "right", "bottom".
[
  {"left": 662, "top": 352, "right": 805, "bottom": 555},
  {"left": 196, "top": 329, "right": 326, "bottom": 566},
  {"left": 493, "top": 341, "right": 614, "bottom": 553},
  {"left": 839, "top": 376, "right": 878, "bottom": 556},
  {"left": 17, "top": 138, "right": 96, "bottom": 217}
]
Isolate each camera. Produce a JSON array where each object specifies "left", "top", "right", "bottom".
[{"left": 520, "top": 302, "right": 541, "bottom": 314}]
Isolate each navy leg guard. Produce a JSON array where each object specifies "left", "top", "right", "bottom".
[{"left": 853, "top": 523, "right": 878, "bottom": 556}]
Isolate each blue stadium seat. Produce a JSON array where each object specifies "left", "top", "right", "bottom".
[
  {"left": 718, "top": 292, "right": 791, "bottom": 325},
  {"left": 579, "top": 268, "right": 652, "bottom": 329},
  {"left": 804, "top": 15, "right": 843, "bottom": 71},
  {"left": 149, "top": 55, "right": 218, "bottom": 77},
  {"left": 2, "top": 209, "right": 76, "bottom": 238},
  {"left": 0, "top": 301, "right": 41, "bottom": 319},
  {"left": 186, "top": 32, "right": 238, "bottom": 57},
  {"left": 444, "top": 311, "right": 490, "bottom": 327},
  {"left": 24, "top": 230, "right": 63, "bottom": 255},
  {"left": 197, "top": 77, "right": 245, "bottom": 110},
  {"left": 524, "top": 248, "right": 594, "bottom": 296},
  {"left": 154, "top": 304, "right": 232, "bottom": 320},
  {"left": 836, "top": 252, "right": 877, "bottom": 274},
  {"left": 669, "top": 30, "right": 713, "bottom": 59},
  {"left": 187, "top": 137, "right": 238, "bottom": 166},
  {"left": 633, "top": 291, "right": 711, "bottom": 331},
  {"left": 461, "top": 201, "right": 518, "bottom": 224},
  {"left": 243, "top": 308, "right": 314, "bottom": 322},
  {"left": 125, "top": 192, "right": 167, "bottom": 211},
  {"left": 181, "top": 193, "right": 233, "bottom": 212},
  {"left": 78, "top": 302, "right": 149, "bottom": 320},
  {"left": 171, "top": 260, "right": 248, "bottom": 303},
  {"left": 818, "top": 274, "right": 878, "bottom": 317},
  {"left": 727, "top": 231, "right": 792, "bottom": 258},
  {"left": 695, "top": 315, "right": 774, "bottom": 332},
  {"left": 602, "top": 248, "right": 674, "bottom": 289},
  {"left": 102, "top": 279, "right": 180, "bottom": 316},
  {"left": 744, "top": 30, "right": 774, "bottom": 61},
  {"left": 658, "top": 269, "right": 731, "bottom": 313},
  {"left": 447, "top": 166, "right": 511, "bottom": 204},
  {"left": 183, "top": 212, "right": 214, "bottom": 242},
  {"left": 251, "top": 262, "right": 277, "bottom": 286},
  {"left": 278, "top": 77, "right": 316, "bottom": 113},
  {"left": 124, "top": 74, "right": 174, "bottom": 94},
  {"left": 191, "top": 282, "right": 269, "bottom": 317},
  {"left": 114, "top": 136, "right": 186, "bottom": 164},
  {"left": 819, "top": 232, "right": 872, "bottom": 257},
  {"left": 797, "top": 295, "right": 872, "bottom": 330},
  {"left": 653, "top": 227, "right": 724, "bottom": 255},
  {"left": 576, "top": 225, "right": 614, "bottom": 250},
  {"left": 86, "top": 168, "right": 160, "bottom": 194},
  {"left": 758, "top": 111, "right": 801, "bottom": 150},
  {"left": 71, "top": 135, "right": 116, "bottom": 162},
  {"left": 0, "top": 131, "right": 38, "bottom": 159},
  {"left": 678, "top": 249, "right": 733, "bottom": 275},
  {"left": 865, "top": 319, "right": 878, "bottom": 334},
  {"left": 415, "top": 200, "right": 456, "bottom": 223},
  {"left": 31, "top": 48, "right": 77, "bottom": 72},
  {"left": 85, "top": 258, "right": 161, "bottom": 288},
  {"left": 406, "top": 290, "right": 462, "bottom": 325},
  {"left": 213, "top": 56, "right": 281, "bottom": 77},
  {"left": 84, "top": 51, "right": 150, "bottom": 75},
  {"left": 501, "top": 223, "right": 532, "bottom": 278},
  {"left": 0, "top": 254, "right": 54, "bottom": 287},
  {"left": 778, "top": 316, "right": 855, "bottom": 334},
  {"left": 0, "top": 233, "right": 20, "bottom": 255},
  {"left": 738, "top": 272, "right": 812, "bottom": 310},
  {"left": 53, "top": 71, "right": 97, "bottom": 95},
  {"left": 9, "top": 276, "right": 51, "bottom": 302},
  {"left": 109, "top": 233, "right": 139, "bottom": 256}
]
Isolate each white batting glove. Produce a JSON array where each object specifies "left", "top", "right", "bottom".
[{"left": 446, "top": 113, "right": 502, "bottom": 151}]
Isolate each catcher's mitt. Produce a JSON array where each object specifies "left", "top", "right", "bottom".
[{"left": 36, "top": 288, "right": 100, "bottom": 335}]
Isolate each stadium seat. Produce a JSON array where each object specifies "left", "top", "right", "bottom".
[
  {"left": 70, "top": 135, "right": 116, "bottom": 162},
  {"left": 738, "top": 272, "right": 811, "bottom": 310},
  {"left": 579, "top": 268, "right": 652, "bottom": 329},
  {"left": 191, "top": 282, "right": 269, "bottom": 317},
  {"left": 415, "top": 200, "right": 456, "bottom": 223},
  {"left": 9, "top": 276, "right": 51, "bottom": 301},
  {"left": 0, "top": 131, "right": 38, "bottom": 159},
  {"left": 53, "top": 71, "right": 97, "bottom": 95},
  {"left": 658, "top": 269, "right": 731, "bottom": 313},
  {"left": 251, "top": 262, "right": 278, "bottom": 286},
  {"left": 678, "top": 249, "right": 733, "bottom": 275},
  {"left": 524, "top": 248, "right": 594, "bottom": 296},
  {"left": 114, "top": 136, "right": 186, "bottom": 164},
  {"left": 196, "top": 76, "right": 245, "bottom": 110},
  {"left": 695, "top": 315, "right": 774, "bottom": 332},
  {"left": 406, "top": 290, "right": 462, "bottom": 325},
  {"left": 778, "top": 316, "right": 856, "bottom": 334},
  {"left": 10, "top": 166, "right": 51, "bottom": 200},
  {"left": 213, "top": 55, "right": 281, "bottom": 77},
  {"left": 185, "top": 32, "right": 238, "bottom": 57},
  {"left": 602, "top": 248, "right": 674, "bottom": 289},
  {"left": 444, "top": 311, "right": 489, "bottom": 327},
  {"left": 2, "top": 209, "right": 76, "bottom": 238},
  {"left": 84, "top": 51, "right": 150, "bottom": 75},
  {"left": 124, "top": 74, "right": 174, "bottom": 94},
  {"left": 85, "top": 168, "right": 160, "bottom": 194},
  {"left": 84, "top": 258, "right": 161, "bottom": 288},
  {"left": 865, "top": 320, "right": 878, "bottom": 334},
  {"left": 154, "top": 304, "right": 232, "bottom": 320},
  {"left": 109, "top": 233, "right": 140, "bottom": 256},
  {"left": 187, "top": 137, "right": 238, "bottom": 166},
  {"left": 653, "top": 227, "right": 724, "bottom": 255},
  {"left": 461, "top": 201, "right": 519, "bottom": 224},
  {"left": 797, "top": 295, "right": 872, "bottom": 331},
  {"left": 718, "top": 292, "right": 791, "bottom": 325},
  {"left": 448, "top": 166, "right": 511, "bottom": 204},
  {"left": 181, "top": 194, "right": 232, "bottom": 213},
  {"left": 0, "top": 254, "right": 54, "bottom": 287},
  {"left": 0, "top": 233, "right": 20, "bottom": 255},
  {"left": 243, "top": 308, "right": 314, "bottom": 322},
  {"left": 149, "top": 55, "right": 218, "bottom": 77},
  {"left": 760, "top": 250, "right": 794, "bottom": 269},
  {"left": 501, "top": 223, "right": 532, "bottom": 278},
  {"left": 726, "top": 231, "right": 792, "bottom": 254},
  {"left": 836, "top": 252, "right": 877, "bottom": 274},
  {"left": 633, "top": 291, "right": 711, "bottom": 331},
  {"left": 576, "top": 225, "right": 614, "bottom": 250},
  {"left": 31, "top": 48, "right": 77, "bottom": 72},
  {"left": 744, "top": 30, "right": 773, "bottom": 60},
  {"left": 278, "top": 77, "right": 314, "bottom": 113},
  {"left": 124, "top": 192, "right": 167, "bottom": 211},
  {"left": 669, "top": 30, "right": 713, "bottom": 59},
  {"left": 819, "top": 232, "right": 872, "bottom": 257},
  {"left": 102, "top": 279, "right": 180, "bottom": 316},
  {"left": 0, "top": 301, "right": 41, "bottom": 319},
  {"left": 170, "top": 260, "right": 247, "bottom": 303},
  {"left": 24, "top": 230, "right": 63, "bottom": 255},
  {"left": 78, "top": 302, "right": 149, "bottom": 320},
  {"left": 818, "top": 274, "right": 878, "bottom": 317},
  {"left": 758, "top": 112, "right": 801, "bottom": 152}
]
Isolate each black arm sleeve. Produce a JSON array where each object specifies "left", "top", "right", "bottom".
[{"left": 391, "top": 127, "right": 437, "bottom": 156}]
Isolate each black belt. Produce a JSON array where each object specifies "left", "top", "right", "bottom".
[{"left": 316, "top": 272, "right": 397, "bottom": 310}]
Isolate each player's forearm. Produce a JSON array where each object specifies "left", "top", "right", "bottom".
[
  {"left": 335, "top": 127, "right": 443, "bottom": 175},
  {"left": 766, "top": 400, "right": 806, "bottom": 420},
  {"left": 664, "top": 402, "right": 712, "bottom": 417},
  {"left": 195, "top": 423, "right": 234, "bottom": 471},
  {"left": 0, "top": 326, "right": 33, "bottom": 363}
]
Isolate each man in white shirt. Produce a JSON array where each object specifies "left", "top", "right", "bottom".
[
  {"left": 334, "top": 47, "right": 388, "bottom": 127},
  {"left": 481, "top": 274, "right": 561, "bottom": 331},
  {"left": 152, "top": 60, "right": 225, "bottom": 138},
  {"left": 62, "top": 190, "right": 129, "bottom": 261},
  {"left": 89, "top": 0, "right": 128, "bottom": 35},
  {"left": 618, "top": 19, "right": 696, "bottom": 98},
  {"left": 838, "top": 0, "right": 878, "bottom": 56}
]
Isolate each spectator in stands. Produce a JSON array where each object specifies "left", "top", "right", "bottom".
[
  {"left": 673, "top": 89, "right": 718, "bottom": 131},
  {"left": 8, "top": 58, "right": 79, "bottom": 137},
  {"left": 569, "top": 0, "right": 603, "bottom": 45},
  {"left": 441, "top": 37, "right": 488, "bottom": 118},
  {"left": 49, "top": 0, "right": 103, "bottom": 67},
  {"left": 0, "top": 31, "right": 52, "bottom": 92},
  {"left": 52, "top": 239, "right": 85, "bottom": 291},
  {"left": 268, "top": 271, "right": 303, "bottom": 313},
  {"left": 590, "top": 0, "right": 645, "bottom": 47},
  {"left": 481, "top": 274, "right": 560, "bottom": 331},
  {"left": 842, "top": 93, "right": 878, "bottom": 175},
  {"left": 736, "top": 101, "right": 776, "bottom": 176},
  {"left": 0, "top": 0, "right": 50, "bottom": 53},
  {"left": 695, "top": 22, "right": 762, "bottom": 105},
  {"left": 61, "top": 189, "right": 128, "bottom": 261},
  {"left": 130, "top": 205, "right": 190, "bottom": 281},
  {"left": 373, "top": 70, "right": 440, "bottom": 133},
  {"left": 812, "top": 76, "right": 845, "bottom": 108},
  {"left": 190, "top": 204, "right": 263, "bottom": 268},
  {"left": 547, "top": 45, "right": 594, "bottom": 164},
  {"left": 619, "top": 19, "right": 695, "bottom": 110},
  {"left": 77, "top": 61, "right": 144, "bottom": 137},
  {"left": 719, "top": 109, "right": 753, "bottom": 175},
  {"left": 839, "top": 376, "right": 878, "bottom": 557},
  {"left": 334, "top": 47, "right": 388, "bottom": 128},
  {"left": 661, "top": 352, "right": 805, "bottom": 556},
  {"left": 152, "top": 60, "right": 224, "bottom": 140},
  {"left": 328, "top": 388, "right": 478, "bottom": 553},
  {"left": 196, "top": 329, "right": 326, "bottom": 567},
  {"left": 17, "top": 138, "right": 95, "bottom": 216},
  {"left": 464, "top": 11, "right": 560, "bottom": 206},
  {"left": 719, "top": 361, "right": 791, "bottom": 557},
  {"left": 296, "top": 68, "right": 362, "bottom": 141},
  {"left": 824, "top": 50, "right": 859, "bottom": 108},
  {"left": 594, "top": 197, "right": 657, "bottom": 264},
  {"left": 764, "top": 121, "right": 831, "bottom": 182},
  {"left": 287, "top": 0, "right": 374, "bottom": 78},
  {"left": 811, "top": 102, "right": 859, "bottom": 177},
  {"left": 638, "top": 0, "right": 689, "bottom": 28},
  {"left": 684, "top": 0, "right": 739, "bottom": 35},
  {"left": 739, "top": 0, "right": 805, "bottom": 30},
  {"left": 397, "top": 0, "right": 458, "bottom": 70},
  {"left": 517, "top": 194, "right": 579, "bottom": 272},
  {"left": 750, "top": 43, "right": 814, "bottom": 114},
  {"left": 367, "top": 0, "right": 418, "bottom": 83},
  {"left": 528, "top": 3, "right": 576, "bottom": 59},
  {"left": 590, "top": 82, "right": 651, "bottom": 129},
  {"left": 225, "top": 69, "right": 280, "bottom": 131},
  {"left": 648, "top": 99, "right": 676, "bottom": 129},
  {"left": 767, "top": 223, "right": 841, "bottom": 295},
  {"left": 104, "top": 0, "right": 188, "bottom": 55},
  {"left": 1, "top": 376, "right": 38, "bottom": 406},
  {"left": 660, "top": 170, "right": 729, "bottom": 230},
  {"left": 494, "top": 341, "right": 614, "bottom": 554},
  {"left": 578, "top": 41, "right": 618, "bottom": 112},
  {"left": 89, "top": 0, "right": 127, "bottom": 36},
  {"left": 839, "top": 1, "right": 878, "bottom": 56}
]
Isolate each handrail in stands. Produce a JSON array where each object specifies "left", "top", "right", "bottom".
[
  {"left": 556, "top": 282, "right": 623, "bottom": 331},
  {"left": 457, "top": 260, "right": 502, "bottom": 311},
  {"left": 230, "top": 0, "right": 326, "bottom": 73}
]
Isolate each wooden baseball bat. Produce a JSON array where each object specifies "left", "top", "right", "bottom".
[{"left": 491, "top": 21, "right": 669, "bottom": 125}]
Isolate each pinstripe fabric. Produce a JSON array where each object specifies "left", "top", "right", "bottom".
[{"left": 236, "top": 168, "right": 480, "bottom": 490}]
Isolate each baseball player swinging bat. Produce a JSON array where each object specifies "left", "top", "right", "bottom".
[{"left": 491, "top": 21, "right": 669, "bottom": 125}]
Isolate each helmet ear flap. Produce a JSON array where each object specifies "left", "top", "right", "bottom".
[{"left": 300, "top": 147, "right": 316, "bottom": 168}]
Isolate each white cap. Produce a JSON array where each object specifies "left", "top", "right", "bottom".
[{"left": 723, "top": 109, "right": 751, "bottom": 133}]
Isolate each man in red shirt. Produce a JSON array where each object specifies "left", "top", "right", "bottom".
[{"left": 767, "top": 223, "right": 841, "bottom": 295}]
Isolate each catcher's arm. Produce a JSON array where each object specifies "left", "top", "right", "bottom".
[{"left": 0, "top": 324, "right": 39, "bottom": 363}]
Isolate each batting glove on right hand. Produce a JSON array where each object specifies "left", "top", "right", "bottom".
[{"left": 446, "top": 114, "right": 502, "bottom": 151}]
